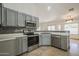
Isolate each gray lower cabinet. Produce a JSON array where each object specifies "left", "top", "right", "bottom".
[
  {"left": 60, "top": 36, "right": 69, "bottom": 50},
  {"left": 0, "top": 39, "right": 16, "bottom": 56},
  {"left": 39, "top": 35, "right": 42, "bottom": 46},
  {"left": 7, "top": 8, "right": 18, "bottom": 26},
  {"left": 0, "top": 6, "right": 1, "bottom": 24},
  {"left": 39, "top": 33, "right": 51, "bottom": 46},
  {"left": 51, "top": 34, "right": 69, "bottom": 50},
  {"left": 16, "top": 37, "right": 22, "bottom": 55},
  {"left": 51, "top": 35, "right": 61, "bottom": 48},
  {"left": 21, "top": 36, "right": 27, "bottom": 53},
  {"left": 18, "top": 13, "right": 25, "bottom": 27},
  {"left": 16, "top": 36, "right": 27, "bottom": 55}
]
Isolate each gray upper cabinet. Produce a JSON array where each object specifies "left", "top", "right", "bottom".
[
  {"left": 35, "top": 17, "right": 39, "bottom": 27},
  {"left": 0, "top": 6, "right": 39, "bottom": 28},
  {"left": 25, "top": 15, "right": 32, "bottom": 22},
  {"left": 32, "top": 16, "right": 39, "bottom": 28},
  {"left": 18, "top": 12, "right": 25, "bottom": 27},
  {"left": 7, "top": 8, "right": 18, "bottom": 26},
  {"left": 0, "top": 6, "right": 2, "bottom": 24},
  {"left": 32, "top": 16, "right": 36, "bottom": 23},
  {"left": 2, "top": 7, "right": 7, "bottom": 26}
]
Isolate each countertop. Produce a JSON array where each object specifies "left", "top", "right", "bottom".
[
  {"left": 0, "top": 32, "right": 69, "bottom": 41},
  {"left": 0, "top": 33, "right": 26, "bottom": 41},
  {"left": 35, "top": 32, "right": 70, "bottom": 36},
  {"left": 0, "top": 33, "right": 39, "bottom": 41},
  {"left": 26, "top": 34, "right": 39, "bottom": 37}
]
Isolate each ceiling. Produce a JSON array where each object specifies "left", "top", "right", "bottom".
[
  {"left": 35, "top": 3, "right": 79, "bottom": 23},
  {"left": 3, "top": 3, "right": 79, "bottom": 23}
]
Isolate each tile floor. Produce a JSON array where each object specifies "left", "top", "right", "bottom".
[{"left": 22, "top": 39, "right": 79, "bottom": 56}]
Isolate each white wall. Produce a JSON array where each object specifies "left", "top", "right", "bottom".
[{"left": 39, "top": 18, "right": 79, "bottom": 32}]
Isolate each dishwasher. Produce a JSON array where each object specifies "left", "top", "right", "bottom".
[{"left": 39, "top": 33, "right": 51, "bottom": 46}]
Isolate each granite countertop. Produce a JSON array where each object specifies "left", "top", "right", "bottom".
[
  {"left": 0, "top": 33, "right": 27, "bottom": 41},
  {"left": 0, "top": 33, "right": 39, "bottom": 41},
  {"left": 26, "top": 34, "right": 39, "bottom": 37},
  {"left": 35, "top": 32, "right": 69, "bottom": 36},
  {"left": 0, "top": 37, "right": 16, "bottom": 41},
  {"left": 51, "top": 33, "right": 69, "bottom": 36}
]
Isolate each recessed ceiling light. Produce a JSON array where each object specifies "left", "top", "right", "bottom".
[{"left": 48, "top": 6, "right": 51, "bottom": 11}]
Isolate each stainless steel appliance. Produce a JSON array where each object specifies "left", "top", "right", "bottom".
[
  {"left": 39, "top": 33, "right": 51, "bottom": 46},
  {"left": 27, "top": 35, "right": 39, "bottom": 51},
  {"left": 25, "top": 22, "right": 36, "bottom": 28},
  {"left": 23, "top": 31, "right": 39, "bottom": 52}
]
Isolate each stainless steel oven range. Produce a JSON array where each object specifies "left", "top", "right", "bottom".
[{"left": 27, "top": 35, "right": 39, "bottom": 51}]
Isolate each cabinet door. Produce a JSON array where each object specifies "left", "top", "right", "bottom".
[
  {"left": 51, "top": 35, "right": 61, "bottom": 48},
  {"left": 39, "top": 35, "right": 42, "bottom": 46},
  {"left": 25, "top": 15, "right": 32, "bottom": 22},
  {"left": 7, "top": 8, "right": 18, "bottom": 26},
  {"left": 61, "top": 36, "right": 67, "bottom": 50},
  {"left": 0, "top": 39, "right": 16, "bottom": 56},
  {"left": 2, "top": 7, "right": 7, "bottom": 26},
  {"left": 51, "top": 36, "right": 56, "bottom": 46},
  {"left": 22, "top": 37, "right": 27, "bottom": 52},
  {"left": 54, "top": 36, "right": 61, "bottom": 48},
  {"left": 18, "top": 13, "right": 25, "bottom": 27},
  {"left": 35, "top": 17, "right": 39, "bottom": 27},
  {"left": 16, "top": 38, "right": 22, "bottom": 55},
  {"left": 0, "top": 6, "right": 1, "bottom": 24},
  {"left": 32, "top": 16, "right": 36, "bottom": 23}
]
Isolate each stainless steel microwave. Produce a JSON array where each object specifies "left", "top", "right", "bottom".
[{"left": 25, "top": 22, "right": 36, "bottom": 27}]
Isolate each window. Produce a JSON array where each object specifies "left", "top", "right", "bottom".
[
  {"left": 48, "top": 25, "right": 55, "bottom": 31},
  {"left": 64, "top": 23, "right": 78, "bottom": 34},
  {"left": 48, "top": 26, "right": 51, "bottom": 30},
  {"left": 37, "top": 27, "right": 40, "bottom": 31},
  {"left": 57, "top": 25, "right": 61, "bottom": 30}
]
